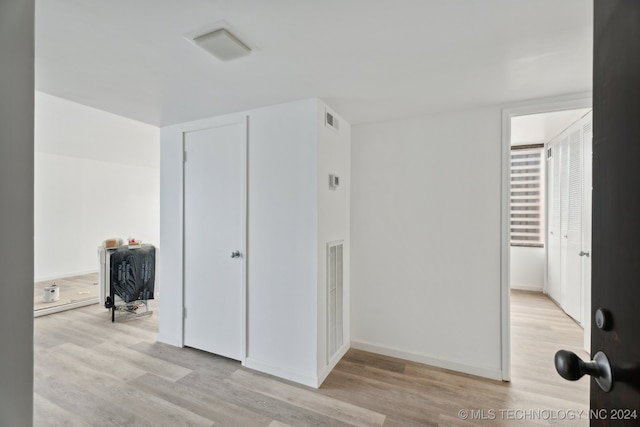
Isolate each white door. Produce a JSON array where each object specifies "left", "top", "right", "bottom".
[
  {"left": 183, "top": 120, "right": 246, "bottom": 361},
  {"left": 564, "top": 128, "right": 584, "bottom": 323},
  {"left": 559, "top": 135, "right": 571, "bottom": 311}
]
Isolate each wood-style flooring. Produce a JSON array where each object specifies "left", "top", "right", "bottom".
[
  {"left": 34, "top": 273, "right": 99, "bottom": 312},
  {"left": 33, "top": 290, "right": 589, "bottom": 426}
]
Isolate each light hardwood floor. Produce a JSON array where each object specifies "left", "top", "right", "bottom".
[
  {"left": 33, "top": 290, "right": 589, "bottom": 426},
  {"left": 34, "top": 273, "right": 99, "bottom": 312}
]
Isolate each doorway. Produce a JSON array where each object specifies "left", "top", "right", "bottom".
[
  {"left": 510, "top": 108, "right": 592, "bottom": 323},
  {"left": 508, "top": 107, "right": 593, "bottom": 394},
  {"left": 500, "top": 94, "right": 592, "bottom": 380}
]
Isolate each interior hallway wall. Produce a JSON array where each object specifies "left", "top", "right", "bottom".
[
  {"left": 350, "top": 106, "right": 503, "bottom": 378},
  {"left": 510, "top": 246, "right": 545, "bottom": 291},
  {"left": 34, "top": 92, "right": 160, "bottom": 281}
]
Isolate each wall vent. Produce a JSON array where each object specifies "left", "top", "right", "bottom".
[
  {"left": 325, "top": 109, "right": 340, "bottom": 132},
  {"left": 327, "top": 241, "right": 344, "bottom": 362}
]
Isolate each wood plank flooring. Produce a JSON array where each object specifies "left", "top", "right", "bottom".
[
  {"left": 34, "top": 290, "right": 589, "bottom": 426},
  {"left": 34, "top": 273, "right": 99, "bottom": 312}
]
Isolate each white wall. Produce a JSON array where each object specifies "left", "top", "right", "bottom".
[
  {"left": 510, "top": 246, "right": 545, "bottom": 291},
  {"left": 35, "top": 92, "right": 158, "bottom": 168},
  {"left": 159, "top": 99, "right": 325, "bottom": 386},
  {"left": 245, "top": 100, "right": 319, "bottom": 384},
  {"left": 351, "top": 106, "right": 503, "bottom": 379},
  {"left": 0, "top": 0, "right": 34, "bottom": 425},
  {"left": 158, "top": 122, "right": 184, "bottom": 344},
  {"left": 316, "top": 101, "right": 351, "bottom": 381},
  {"left": 34, "top": 92, "right": 160, "bottom": 281}
]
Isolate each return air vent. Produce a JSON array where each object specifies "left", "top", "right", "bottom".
[
  {"left": 327, "top": 240, "right": 344, "bottom": 363},
  {"left": 325, "top": 109, "right": 340, "bottom": 132}
]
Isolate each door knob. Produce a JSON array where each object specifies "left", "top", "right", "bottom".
[
  {"left": 579, "top": 251, "right": 590, "bottom": 257},
  {"left": 230, "top": 250, "right": 241, "bottom": 258},
  {"left": 554, "top": 350, "right": 612, "bottom": 392}
]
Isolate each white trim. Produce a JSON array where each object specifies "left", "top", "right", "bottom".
[
  {"left": 34, "top": 298, "right": 99, "bottom": 317},
  {"left": 351, "top": 340, "right": 503, "bottom": 381},
  {"left": 34, "top": 269, "right": 99, "bottom": 283},
  {"left": 500, "top": 106, "right": 511, "bottom": 381},
  {"left": 500, "top": 91, "right": 592, "bottom": 382},
  {"left": 240, "top": 116, "right": 248, "bottom": 365},
  {"left": 180, "top": 130, "right": 186, "bottom": 348},
  {"left": 180, "top": 115, "right": 249, "bottom": 362}
]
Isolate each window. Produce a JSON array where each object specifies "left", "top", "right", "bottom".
[{"left": 510, "top": 144, "right": 544, "bottom": 247}]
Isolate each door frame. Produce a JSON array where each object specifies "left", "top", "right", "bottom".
[
  {"left": 500, "top": 92, "right": 592, "bottom": 380},
  {"left": 180, "top": 115, "right": 249, "bottom": 364}
]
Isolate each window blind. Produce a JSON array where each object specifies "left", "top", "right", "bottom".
[{"left": 510, "top": 144, "right": 544, "bottom": 247}]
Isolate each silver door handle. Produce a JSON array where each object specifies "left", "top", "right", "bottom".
[
  {"left": 230, "top": 250, "right": 241, "bottom": 258},
  {"left": 579, "top": 251, "right": 590, "bottom": 257}
]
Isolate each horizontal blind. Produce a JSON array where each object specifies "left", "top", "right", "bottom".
[{"left": 511, "top": 145, "right": 544, "bottom": 246}]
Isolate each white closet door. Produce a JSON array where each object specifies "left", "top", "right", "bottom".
[
  {"left": 559, "top": 135, "right": 571, "bottom": 307},
  {"left": 564, "top": 128, "right": 584, "bottom": 323},
  {"left": 546, "top": 141, "right": 562, "bottom": 302},
  {"left": 183, "top": 121, "right": 246, "bottom": 361}
]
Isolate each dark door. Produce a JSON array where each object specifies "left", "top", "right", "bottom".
[
  {"left": 555, "top": 0, "right": 640, "bottom": 424},
  {"left": 591, "top": 0, "right": 640, "bottom": 422}
]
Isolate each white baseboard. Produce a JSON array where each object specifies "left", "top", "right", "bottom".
[
  {"left": 350, "top": 340, "right": 503, "bottom": 381},
  {"left": 510, "top": 283, "right": 543, "bottom": 292},
  {"left": 35, "top": 269, "right": 99, "bottom": 283},
  {"left": 34, "top": 298, "right": 99, "bottom": 317},
  {"left": 244, "top": 357, "right": 320, "bottom": 388}
]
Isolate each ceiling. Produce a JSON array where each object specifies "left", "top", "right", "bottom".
[
  {"left": 511, "top": 108, "right": 591, "bottom": 146},
  {"left": 35, "top": 0, "right": 593, "bottom": 127}
]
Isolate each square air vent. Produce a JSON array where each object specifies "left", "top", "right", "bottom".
[{"left": 325, "top": 109, "right": 340, "bottom": 132}]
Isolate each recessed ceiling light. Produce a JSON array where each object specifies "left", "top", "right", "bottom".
[{"left": 192, "top": 28, "right": 251, "bottom": 61}]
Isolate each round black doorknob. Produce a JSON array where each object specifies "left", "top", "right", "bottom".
[
  {"left": 554, "top": 350, "right": 613, "bottom": 392},
  {"left": 555, "top": 350, "right": 590, "bottom": 380}
]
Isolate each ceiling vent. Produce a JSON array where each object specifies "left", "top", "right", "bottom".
[{"left": 192, "top": 28, "right": 251, "bottom": 61}]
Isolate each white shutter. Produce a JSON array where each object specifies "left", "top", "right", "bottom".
[
  {"left": 568, "top": 130, "right": 584, "bottom": 235},
  {"left": 510, "top": 145, "right": 545, "bottom": 246}
]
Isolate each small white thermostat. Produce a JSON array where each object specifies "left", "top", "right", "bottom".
[{"left": 329, "top": 174, "right": 340, "bottom": 190}]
